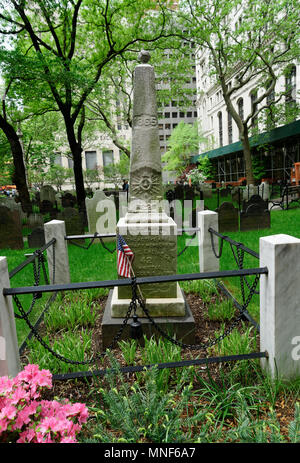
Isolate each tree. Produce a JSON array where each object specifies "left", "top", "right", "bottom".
[
  {"left": 0, "top": 0, "right": 177, "bottom": 218},
  {"left": 178, "top": 0, "right": 300, "bottom": 184},
  {"left": 103, "top": 153, "right": 130, "bottom": 189},
  {"left": 44, "top": 164, "right": 71, "bottom": 192},
  {"left": 162, "top": 121, "right": 206, "bottom": 175}
]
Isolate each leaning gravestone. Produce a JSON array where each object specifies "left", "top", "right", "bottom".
[
  {"left": 240, "top": 195, "right": 270, "bottom": 231},
  {"left": 28, "top": 227, "right": 45, "bottom": 249},
  {"left": 216, "top": 201, "right": 239, "bottom": 233},
  {"left": 0, "top": 206, "right": 24, "bottom": 250}
]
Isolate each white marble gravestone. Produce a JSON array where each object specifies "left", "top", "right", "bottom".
[{"left": 85, "top": 189, "right": 116, "bottom": 240}]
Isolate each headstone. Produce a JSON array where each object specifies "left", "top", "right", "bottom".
[
  {"left": 259, "top": 182, "right": 270, "bottom": 200},
  {"left": 242, "top": 184, "right": 255, "bottom": 200},
  {"left": 240, "top": 195, "right": 270, "bottom": 231},
  {"left": 85, "top": 189, "right": 116, "bottom": 239},
  {"left": 40, "top": 185, "right": 56, "bottom": 204},
  {"left": 231, "top": 186, "right": 240, "bottom": 203},
  {"left": 27, "top": 213, "right": 44, "bottom": 229},
  {"left": 27, "top": 227, "right": 45, "bottom": 249},
  {"left": 58, "top": 207, "right": 85, "bottom": 243},
  {"left": 40, "top": 200, "right": 56, "bottom": 218},
  {"left": 0, "top": 206, "right": 24, "bottom": 250},
  {"left": 61, "top": 192, "right": 76, "bottom": 208},
  {"left": 216, "top": 201, "right": 239, "bottom": 232}
]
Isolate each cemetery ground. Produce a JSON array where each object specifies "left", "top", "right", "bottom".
[{"left": 2, "top": 206, "right": 300, "bottom": 443}]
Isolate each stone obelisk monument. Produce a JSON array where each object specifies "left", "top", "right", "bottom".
[{"left": 110, "top": 50, "right": 186, "bottom": 317}]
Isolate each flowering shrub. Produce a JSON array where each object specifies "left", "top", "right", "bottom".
[
  {"left": 0, "top": 364, "right": 88, "bottom": 443},
  {"left": 186, "top": 168, "right": 207, "bottom": 186}
]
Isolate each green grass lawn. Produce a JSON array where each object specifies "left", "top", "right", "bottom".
[{"left": 1, "top": 205, "right": 300, "bottom": 346}]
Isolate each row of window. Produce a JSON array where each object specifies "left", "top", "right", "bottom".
[
  {"left": 216, "top": 65, "right": 297, "bottom": 147},
  {"left": 54, "top": 150, "right": 115, "bottom": 170},
  {"left": 158, "top": 110, "right": 197, "bottom": 119}
]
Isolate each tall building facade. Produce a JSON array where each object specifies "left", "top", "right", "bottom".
[{"left": 194, "top": 4, "right": 300, "bottom": 184}]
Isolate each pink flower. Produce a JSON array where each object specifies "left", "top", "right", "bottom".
[
  {"left": 0, "top": 364, "right": 87, "bottom": 444},
  {"left": 0, "top": 404, "right": 17, "bottom": 420}
]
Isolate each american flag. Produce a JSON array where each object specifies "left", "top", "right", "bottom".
[{"left": 117, "top": 235, "right": 134, "bottom": 278}]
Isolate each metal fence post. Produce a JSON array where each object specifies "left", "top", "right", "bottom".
[
  {"left": 260, "top": 234, "right": 300, "bottom": 380},
  {"left": 0, "top": 256, "right": 21, "bottom": 377},
  {"left": 197, "top": 210, "right": 219, "bottom": 273},
  {"left": 44, "top": 220, "right": 70, "bottom": 285}
]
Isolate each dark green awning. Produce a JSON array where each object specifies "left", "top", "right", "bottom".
[{"left": 191, "top": 119, "right": 300, "bottom": 163}]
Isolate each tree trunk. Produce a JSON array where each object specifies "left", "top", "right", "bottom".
[
  {"left": 65, "top": 122, "right": 87, "bottom": 223},
  {"left": 241, "top": 127, "right": 255, "bottom": 185},
  {"left": 0, "top": 116, "right": 32, "bottom": 214}
]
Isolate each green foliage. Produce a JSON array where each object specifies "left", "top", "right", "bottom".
[
  {"left": 251, "top": 155, "right": 267, "bottom": 181},
  {"left": 103, "top": 153, "right": 129, "bottom": 188},
  {"left": 162, "top": 122, "right": 203, "bottom": 175},
  {"left": 88, "top": 356, "right": 199, "bottom": 443}
]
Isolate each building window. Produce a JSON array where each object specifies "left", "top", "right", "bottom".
[
  {"left": 102, "top": 150, "right": 114, "bottom": 167},
  {"left": 218, "top": 111, "right": 223, "bottom": 147},
  {"left": 165, "top": 123, "right": 171, "bottom": 130},
  {"left": 228, "top": 111, "right": 232, "bottom": 144},
  {"left": 67, "top": 157, "right": 73, "bottom": 169},
  {"left": 54, "top": 154, "right": 62, "bottom": 166},
  {"left": 85, "top": 151, "right": 97, "bottom": 170},
  {"left": 180, "top": 111, "right": 185, "bottom": 117},
  {"left": 285, "top": 65, "right": 297, "bottom": 120},
  {"left": 237, "top": 97, "right": 244, "bottom": 121},
  {"left": 250, "top": 90, "right": 258, "bottom": 129},
  {"left": 266, "top": 80, "right": 276, "bottom": 130},
  {"left": 164, "top": 112, "right": 170, "bottom": 118},
  {"left": 172, "top": 112, "right": 178, "bottom": 118}
]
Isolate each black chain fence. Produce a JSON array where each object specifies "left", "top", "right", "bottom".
[{"left": 4, "top": 229, "right": 268, "bottom": 380}]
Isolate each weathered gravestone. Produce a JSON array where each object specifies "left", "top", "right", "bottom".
[
  {"left": 216, "top": 201, "right": 239, "bottom": 233},
  {"left": 40, "top": 185, "right": 56, "bottom": 204},
  {"left": 40, "top": 200, "right": 57, "bottom": 218},
  {"left": 58, "top": 207, "right": 85, "bottom": 244},
  {"left": 0, "top": 206, "right": 24, "bottom": 250},
  {"left": 240, "top": 195, "right": 270, "bottom": 231},
  {"left": 28, "top": 227, "right": 45, "bottom": 249},
  {"left": 27, "top": 213, "right": 44, "bottom": 229},
  {"left": 61, "top": 192, "right": 76, "bottom": 208}
]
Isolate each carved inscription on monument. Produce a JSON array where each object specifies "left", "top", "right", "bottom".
[
  {"left": 133, "top": 115, "right": 158, "bottom": 128},
  {"left": 118, "top": 233, "right": 177, "bottom": 299}
]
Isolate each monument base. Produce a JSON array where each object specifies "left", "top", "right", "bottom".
[
  {"left": 101, "top": 289, "right": 195, "bottom": 349},
  {"left": 111, "top": 283, "right": 186, "bottom": 318}
]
